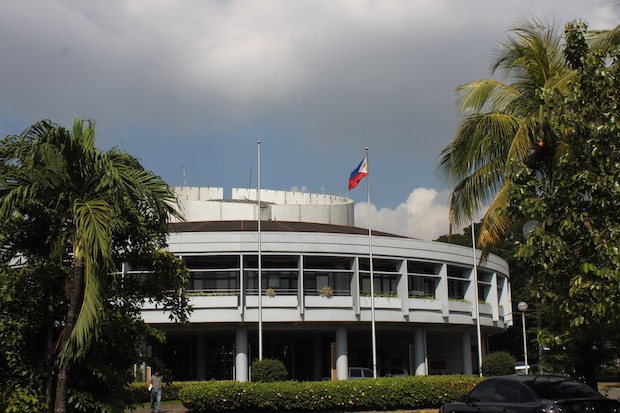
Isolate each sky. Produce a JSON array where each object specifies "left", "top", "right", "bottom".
[{"left": 1, "top": 0, "right": 618, "bottom": 240}]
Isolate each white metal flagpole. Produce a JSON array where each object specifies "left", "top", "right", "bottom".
[
  {"left": 257, "top": 141, "right": 263, "bottom": 361},
  {"left": 365, "top": 147, "right": 377, "bottom": 379},
  {"left": 471, "top": 221, "right": 483, "bottom": 377}
]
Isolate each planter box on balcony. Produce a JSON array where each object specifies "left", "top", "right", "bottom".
[
  {"left": 478, "top": 303, "right": 492, "bottom": 315},
  {"left": 190, "top": 295, "right": 239, "bottom": 308},
  {"left": 360, "top": 296, "right": 401, "bottom": 309},
  {"left": 408, "top": 297, "right": 442, "bottom": 310},
  {"left": 305, "top": 296, "right": 353, "bottom": 308},
  {"left": 448, "top": 300, "right": 472, "bottom": 313},
  {"left": 245, "top": 295, "right": 298, "bottom": 308}
]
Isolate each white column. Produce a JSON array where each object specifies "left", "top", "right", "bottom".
[
  {"left": 461, "top": 333, "right": 473, "bottom": 374},
  {"left": 414, "top": 328, "right": 427, "bottom": 376},
  {"left": 235, "top": 326, "right": 249, "bottom": 382},
  {"left": 336, "top": 327, "right": 348, "bottom": 380},
  {"left": 196, "top": 336, "right": 207, "bottom": 380}
]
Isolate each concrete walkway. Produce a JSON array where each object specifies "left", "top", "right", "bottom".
[{"left": 126, "top": 401, "right": 188, "bottom": 413}]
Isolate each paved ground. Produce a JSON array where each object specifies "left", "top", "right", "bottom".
[
  {"left": 125, "top": 383, "right": 620, "bottom": 413},
  {"left": 126, "top": 401, "right": 188, "bottom": 413}
]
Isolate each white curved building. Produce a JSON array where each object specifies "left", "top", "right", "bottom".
[{"left": 140, "top": 187, "right": 512, "bottom": 381}]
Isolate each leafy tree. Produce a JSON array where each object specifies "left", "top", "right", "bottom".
[
  {"left": 509, "top": 21, "right": 620, "bottom": 389},
  {"left": 0, "top": 118, "right": 189, "bottom": 412},
  {"left": 436, "top": 19, "right": 574, "bottom": 250},
  {"left": 0, "top": 264, "right": 66, "bottom": 412}
]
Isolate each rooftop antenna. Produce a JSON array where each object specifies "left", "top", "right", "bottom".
[
  {"left": 248, "top": 167, "right": 252, "bottom": 191},
  {"left": 181, "top": 166, "right": 187, "bottom": 187}
]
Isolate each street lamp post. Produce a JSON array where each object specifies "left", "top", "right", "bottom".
[{"left": 517, "top": 301, "right": 529, "bottom": 375}]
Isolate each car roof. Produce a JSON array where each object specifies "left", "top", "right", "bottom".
[
  {"left": 492, "top": 375, "right": 573, "bottom": 383},
  {"left": 483, "top": 375, "right": 604, "bottom": 399}
]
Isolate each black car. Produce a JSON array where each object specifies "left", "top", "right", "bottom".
[{"left": 440, "top": 375, "right": 620, "bottom": 413}]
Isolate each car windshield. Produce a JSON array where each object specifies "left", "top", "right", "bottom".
[{"left": 525, "top": 379, "right": 601, "bottom": 400}]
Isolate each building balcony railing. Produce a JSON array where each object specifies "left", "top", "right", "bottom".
[
  {"left": 187, "top": 288, "right": 239, "bottom": 296},
  {"left": 160, "top": 288, "right": 503, "bottom": 322}
]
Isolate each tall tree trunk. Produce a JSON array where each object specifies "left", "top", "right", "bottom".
[
  {"left": 46, "top": 303, "right": 55, "bottom": 413},
  {"left": 576, "top": 338, "right": 598, "bottom": 391},
  {"left": 581, "top": 345, "right": 598, "bottom": 391},
  {"left": 54, "top": 257, "right": 84, "bottom": 413}
]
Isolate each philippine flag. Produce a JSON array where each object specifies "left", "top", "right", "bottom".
[{"left": 348, "top": 156, "right": 368, "bottom": 190}]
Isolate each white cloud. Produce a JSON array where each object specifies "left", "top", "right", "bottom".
[{"left": 354, "top": 187, "right": 450, "bottom": 240}]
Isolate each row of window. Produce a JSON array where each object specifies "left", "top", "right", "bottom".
[{"left": 129, "top": 255, "right": 506, "bottom": 302}]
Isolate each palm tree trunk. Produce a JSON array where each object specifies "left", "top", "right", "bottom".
[
  {"left": 46, "top": 309, "right": 55, "bottom": 413},
  {"left": 54, "top": 257, "right": 84, "bottom": 413}
]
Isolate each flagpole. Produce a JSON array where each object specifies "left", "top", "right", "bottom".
[
  {"left": 365, "top": 147, "right": 377, "bottom": 379},
  {"left": 257, "top": 141, "right": 263, "bottom": 361},
  {"left": 471, "top": 221, "right": 483, "bottom": 377}
]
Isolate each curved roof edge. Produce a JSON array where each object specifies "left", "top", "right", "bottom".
[{"left": 169, "top": 220, "right": 408, "bottom": 238}]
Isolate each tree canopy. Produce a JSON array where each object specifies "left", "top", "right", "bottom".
[
  {"left": 0, "top": 118, "right": 190, "bottom": 412},
  {"left": 436, "top": 18, "right": 574, "bottom": 250},
  {"left": 438, "top": 14, "right": 620, "bottom": 386},
  {"left": 509, "top": 21, "right": 620, "bottom": 387}
]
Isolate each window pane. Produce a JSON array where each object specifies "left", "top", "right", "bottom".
[{"left": 469, "top": 380, "right": 497, "bottom": 403}]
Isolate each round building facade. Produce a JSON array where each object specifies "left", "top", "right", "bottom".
[{"left": 138, "top": 187, "right": 512, "bottom": 381}]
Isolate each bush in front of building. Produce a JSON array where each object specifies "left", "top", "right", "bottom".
[
  {"left": 178, "top": 375, "right": 481, "bottom": 412},
  {"left": 251, "top": 358, "right": 289, "bottom": 382},
  {"left": 481, "top": 351, "right": 517, "bottom": 376}
]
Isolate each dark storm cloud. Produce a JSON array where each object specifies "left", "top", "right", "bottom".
[{"left": 1, "top": 0, "right": 617, "bottom": 239}]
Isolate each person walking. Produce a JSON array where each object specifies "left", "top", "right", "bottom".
[{"left": 148, "top": 371, "right": 163, "bottom": 413}]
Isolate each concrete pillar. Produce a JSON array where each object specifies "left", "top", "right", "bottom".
[
  {"left": 235, "top": 326, "right": 249, "bottom": 382},
  {"left": 196, "top": 336, "right": 207, "bottom": 380},
  {"left": 336, "top": 326, "right": 348, "bottom": 380},
  {"left": 414, "top": 328, "right": 427, "bottom": 376},
  {"left": 461, "top": 332, "right": 473, "bottom": 374}
]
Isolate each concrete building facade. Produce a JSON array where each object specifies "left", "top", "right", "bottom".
[{"left": 138, "top": 187, "right": 512, "bottom": 381}]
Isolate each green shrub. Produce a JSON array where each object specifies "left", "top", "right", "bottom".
[
  {"left": 251, "top": 358, "right": 288, "bottom": 382},
  {"left": 179, "top": 375, "right": 482, "bottom": 413},
  {"left": 481, "top": 351, "right": 516, "bottom": 376},
  {"left": 1, "top": 382, "right": 47, "bottom": 413}
]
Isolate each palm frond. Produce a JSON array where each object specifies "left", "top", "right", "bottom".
[
  {"left": 478, "top": 182, "right": 516, "bottom": 249},
  {"left": 456, "top": 79, "right": 522, "bottom": 114},
  {"left": 436, "top": 112, "right": 521, "bottom": 187},
  {"left": 439, "top": 17, "right": 571, "bottom": 249},
  {"left": 588, "top": 24, "right": 620, "bottom": 55}
]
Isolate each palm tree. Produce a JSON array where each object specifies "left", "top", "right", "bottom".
[
  {"left": 0, "top": 118, "right": 182, "bottom": 413},
  {"left": 436, "top": 19, "right": 573, "bottom": 248}
]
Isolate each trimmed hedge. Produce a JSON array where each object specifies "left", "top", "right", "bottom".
[
  {"left": 481, "top": 351, "right": 516, "bottom": 377},
  {"left": 251, "top": 358, "right": 289, "bottom": 382},
  {"left": 178, "top": 375, "right": 481, "bottom": 413}
]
